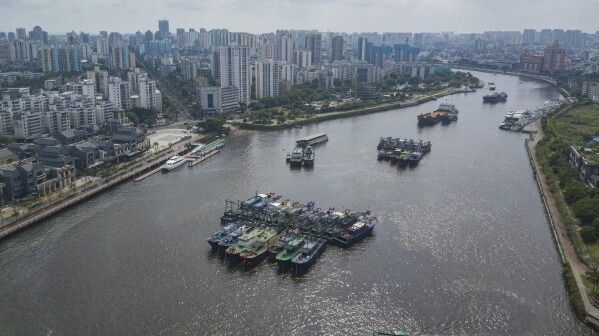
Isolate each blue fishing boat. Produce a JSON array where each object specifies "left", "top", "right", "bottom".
[
  {"left": 291, "top": 237, "right": 327, "bottom": 275},
  {"left": 207, "top": 223, "right": 238, "bottom": 249},
  {"left": 217, "top": 226, "right": 252, "bottom": 252}
]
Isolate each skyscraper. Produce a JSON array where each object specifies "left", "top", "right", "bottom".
[
  {"left": 31, "top": 26, "right": 43, "bottom": 41},
  {"left": 357, "top": 37, "right": 368, "bottom": 61},
  {"left": 158, "top": 20, "right": 170, "bottom": 39},
  {"left": 276, "top": 36, "right": 295, "bottom": 63},
  {"left": 305, "top": 33, "right": 322, "bottom": 65},
  {"left": 522, "top": 29, "right": 536, "bottom": 45},
  {"left": 219, "top": 46, "right": 251, "bottom": 105},
  {"left": 331, "top": 36, "right": 344, "bottom": 62},
  {"left": 543, "top": 41, "right": 566, "bottom": 72},
  {"left": 255, "top": 61, "right": 280, "bottom": 99},
  {"left": 16, "top": 28, "right": 27, "bottom": 40}
]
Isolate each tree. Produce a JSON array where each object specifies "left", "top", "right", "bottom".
[
  {"left": 573, "top": 198, "right": 599, "bottom": 226},
  {"left": 587, "top": 268, "right": 599, "bottom": 294}
]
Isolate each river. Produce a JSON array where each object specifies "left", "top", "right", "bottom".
[{"left": 0, "top": 71, "right": 593, "bottom": 335}]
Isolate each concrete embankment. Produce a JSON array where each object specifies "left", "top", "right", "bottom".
[
  {"left": 234, "top": 88, "right": 471, "bottom": 131},
  {"left": 0, "top": 135, "right": 205, "bottom": 240},
  {"left": 524, "top": 120, "right": 599, "bottom": 330}
]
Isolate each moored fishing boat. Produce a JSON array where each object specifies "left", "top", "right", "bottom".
[
  {"left": 333, "top": 217, "right": 377, "bottom": 247},
  {"left": 217, "top": 225, "right": 252, "bottom": 252},
  {"left": 240, "top": 227, "right": 279, "bottom": 267},
  {"left": 291, "top": 237, "right": 327, "bottom": 275},
  {"left": 302, "top": 146, "right": 315, "bottom": 167},
  {"left": 289, "top": 147, "right": 303, "bottom": 167},
  {"left": 276, "top": 236, "right": 305, "bottom": 271},
  {"left": 398, "top": 150, "right": 410, "bottom": 166},
  {"left": 225, "top": 227, "right": 264, "bottom": 263},
  {"left": 268, "top": 229, "right": 298, "bottom": 257},
  {"left": 408, "top": 151, "right": 423, "bottom": 167},
  {"left": 207, "top": 223, "right": 237, "bottom": 249}
]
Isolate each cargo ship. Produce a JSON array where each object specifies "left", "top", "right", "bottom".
[
  {"left": 417, "top": 103, "right": 458, "bottom": 126},
  {"left": 296, "top": 133, "right": 328, "bottom": 147},
  {"left": 483, "top": 92, "right": 508, "bottom": 103}
]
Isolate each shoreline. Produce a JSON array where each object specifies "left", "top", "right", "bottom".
[
  {"left": 524, "top": 120, "right": 599, "bottom": 330},
  {"left": 232, "top": 87, "right": 475, "bottom": 130},
  {"left": 0, "top": 135, "right": 206, "bottom": 240}
]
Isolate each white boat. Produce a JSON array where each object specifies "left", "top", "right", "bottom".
[{"left": 161, "top": 155, "right": 187, "bottom": 171}]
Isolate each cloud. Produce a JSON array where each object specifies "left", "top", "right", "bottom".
[{"left": 0, "top": 0, "right": 598, "bottom": 34}]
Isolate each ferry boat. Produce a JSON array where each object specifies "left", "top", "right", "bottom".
[
  {"left": 296, "top": 133, "right": 328, "bottom": 147},
  {"left": 289, "top": 147, "right": 304, "bottom": 167},
  {"left": 276, "top": 237, "right": 305, "bottom": 271},
  {"left": 240, "top": 227, "right": 279, "bottom": 267},
  {"left": 291, "top": 237, "right": 327, "bottom": 275},
  {"left": 198, "top": 138, "right": 225, "bottom": 156},
  {"left": 333, "top": 218, "right": 377, "bottom": 247},
  {"left": 161, "top": 155, "right": 187, "bottom": 171},
  {"left": 483, "top": 92, "right": 508, "bottom": 103},
  {"left": 207, "top": 223, "right": 237, "bottom": 249},
  {"left": 302, "top": 146, "right": 315, "bottom": 167}
]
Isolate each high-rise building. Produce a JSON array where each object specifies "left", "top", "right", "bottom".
[
  {"left": 540, "top": 29, "right": 552, "bottom": 45},
  {"left": 255, "top": 61, "right": 280, "bottom": 99},
  {"left": 16, "top": 28, "right": 27, "bottom": 40},
  {"left": 331, "top": 36, "right": 344, "bottom": 62},
  {"left": 543, "top": 41, "right": 566, "bottom": 72},
  {"left": 522, "top": 29, "right": 536, "bottom": 45},
  {"left": 295, "top": 50, "right": 311, "bottom": 68},
  {"left": 276, "top": 36, "right": 295, "bottom": 63},
  {"left": 181, "top": 58, "right": 198, "bottom": 81},
  {"left": 357, "top": 37, "right": 368, "bottom": 61},
  {"left": 305, "top": 33, "right": 322, "bottom": 65},
  {"left": 158, "top": 20, "right": 170, "bottom": 39},
  {"left": 218, "top": 46, "right": 251, "bottom": 105},
  {"left": 31, "top": 26, "right": 43, "bottom": 42}
]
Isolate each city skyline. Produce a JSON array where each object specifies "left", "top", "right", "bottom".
[{"left": 1, "top": 0, "right": 599, "bottom": 34}]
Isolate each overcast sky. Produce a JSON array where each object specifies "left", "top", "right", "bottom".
[{"left": 1, "top": 0, "right": 598, "bottom": 34}]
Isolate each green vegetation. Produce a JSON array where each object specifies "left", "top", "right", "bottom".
[
  {"left": 127, "top": 108, "right": 158, "bottom": 126},
  {"left": 537, "top": 103, "right": 599, "bottom": 266},
  {"left": 197, "top": 116, "right": 227, "bottom": 132},
  {"left": 550, "top": 104, "right": 599, "bottom": 163},
  {"left": 564, "top": 265, "right": 587, "bottom": 320}
]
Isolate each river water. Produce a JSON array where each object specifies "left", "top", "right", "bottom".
[{"left": 0, "top": 71, "right": 593, "bottom": 336}]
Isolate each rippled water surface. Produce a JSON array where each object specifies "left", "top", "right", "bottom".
[{"left": 0, "top": 71, "right": 594, "bottom": 335}]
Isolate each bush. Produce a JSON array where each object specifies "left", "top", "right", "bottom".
[{"left": 580, "top": 226, "right": 597, "bottom": 243}]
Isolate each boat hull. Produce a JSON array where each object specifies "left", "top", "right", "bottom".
[
  {"left": 241, "top": 251, "right": 269, "bottom": 268},
  {"left": 332, "top": 226, "right": 374, "bottom": 248},
  {"left": 292, "top": 243, "right": 326, "bottom": 275}
]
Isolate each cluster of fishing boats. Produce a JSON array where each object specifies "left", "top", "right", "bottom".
[
  {"left": 208, "top": 193, "right": 378, "bottom": 274},
  {"left": 377, "top": 137, "right": 431, "bottom": 167}
]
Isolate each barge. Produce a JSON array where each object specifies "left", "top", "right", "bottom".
[{"left": 296, "top": 133, "right": 328, "bottom": 147}]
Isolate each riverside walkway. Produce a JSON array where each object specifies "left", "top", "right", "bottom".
[{"left": 0, "top": 135, "right": 205, "bottom": 239}]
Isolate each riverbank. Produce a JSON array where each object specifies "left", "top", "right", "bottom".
[
  {"left": 232, "top": 87, "right": 474, "bottom": 130},
  {"left": 525, "top": 119, "right": 599, "bottom": 329},
  {"left": 0, "top": 134, "right": 207, "bottom": 240}
]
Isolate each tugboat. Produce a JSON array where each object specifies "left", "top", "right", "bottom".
[
  {"left": 291, "top": 237, "right": 327, "bottom": 275},
  {"left": 333, "top": 218, "right": 377, "bottom": 247},
  {"left": 207, "top": 223, "right": 237, "bottom": 249},
  {"left": 240, "top": 227, "right": 279, "bottom": 267},
  {"left": 225, "top": 227, "right": 264, "bottom": 263},
  {"left": 289, "top": 147, "right": 303, "bottom": 167},
  {"left": 408, "top": 151, "right": 423, "bottom": 167},
  {"left": 275, "top": 236, "right": 305, "bottom": 271},
  {"left": 483, "top": 92, "right": 508, "bottom": 103},
  {"left": 302, "top": 146, "right": 315, "bottom": 167}
]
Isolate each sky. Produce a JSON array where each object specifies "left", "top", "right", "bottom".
[{"left": 0, "top": 0, "right": 598, "bottom": 34}]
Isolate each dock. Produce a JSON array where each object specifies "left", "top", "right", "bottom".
[{"left": 188, "top": 150, "right": 220, "bottom": 167}]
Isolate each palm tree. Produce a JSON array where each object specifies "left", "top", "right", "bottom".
[{"left": 587, "top": 268, "right": 599, "bottom": 294}]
